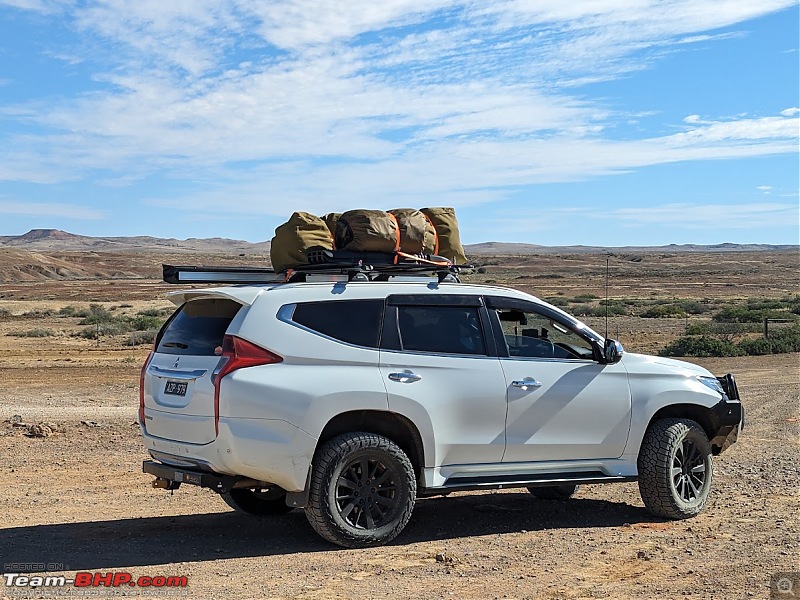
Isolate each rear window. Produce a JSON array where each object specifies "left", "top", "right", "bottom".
[
  {"left": 156, "top": 299, "right": 242, "bottom": 356},
  {"left": 292, "top": 300, "right": 384, "bottom": 348}
]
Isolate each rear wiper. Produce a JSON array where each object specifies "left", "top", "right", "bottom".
[{"left": 161, "top": 342, "right": 189, "bottom": 349}]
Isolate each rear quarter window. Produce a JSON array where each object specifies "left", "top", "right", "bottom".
[
  {"left": 156, "top": 298, "right": 242, "bottom": 356},
  {"left": 291, "top": 300, "right": 384, "bottom": 348}
]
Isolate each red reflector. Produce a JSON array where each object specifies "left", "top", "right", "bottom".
[
  {"left": 213, "top": 336, "right": 282, "bottom": 435},
  {"left": 139, "top": 351, "right": 154, "bottom": 429}
]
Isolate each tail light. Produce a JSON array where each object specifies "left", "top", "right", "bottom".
[
  {"left": 139, "top": 351, "right": 155, "bottom": 429},
  {"left": 212, "top": 335, "right": 282, "bottom": 435}
]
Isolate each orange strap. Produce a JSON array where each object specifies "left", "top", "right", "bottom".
[
  {"left": 283, "top": 268, "right": 294, "bottom": 282},
  {"left": 422, "top": 213, "right": 439, "bottom": 256},
  {"left": 387, "top": 212, "right": 401, "bottom": 264}
]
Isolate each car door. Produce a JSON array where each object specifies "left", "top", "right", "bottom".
[
  {"left": 486, "top": 296, "right": 632, "bottom": 463},
  {"left": 379, "top": 294, "right": 508, "bottom": 467}
]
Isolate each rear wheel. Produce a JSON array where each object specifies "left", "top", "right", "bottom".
[
  {"left": 220, "top": 486, "right": 294, "bottom": 515},
  {"left": 305, "top": 432, "right": 416, "bottom": 548},
  {"left": 638, "top": 418, "right": 713, "bottom": 519},
  {"left": 527, "top": 484, "right": 579, "bottom": 500}
]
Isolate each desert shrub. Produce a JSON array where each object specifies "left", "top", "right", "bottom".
[
  {"left": 22, "top": 308, "right": 55, "bottom": 318},
  {"left": 118, "top": 303, "right": 134, "bottom": 309},
  {"left": 544, "top": 296, "right": 570, "bottom": 307},
  {"left": 128, "top": 315, "right": 164, "bottom": 331},
  {"left": 0, "top": 308, "right": 10, "bottom": 317},
  {"left": 79, "top": 304, "right": 115, "bottom": 325},
  {"left": 641, "top": 304, "right": 687, "bottom": 318},
  {"left": 77, "top": 321, "right": 131, "bottom": 339},
  {"left": 58, "top": 305, "right": 78, "bottom": 317},
  {"left": 7, "top": 328, "right": 55, "bottom": 338},
  {"left": 569, "top": 294, "right": 599, "bottom": 303},
  {"left": 598, "top": 300, "right": 627, "bottom": 315},
  {"left": 685, "top": 322, "right": 711, "bottom": 336},
  {"left": 660, "top": 336, "right": 742, "bottom": 358},
  {"left": 675, "top": 300, "right": 711, "bottom": 314},
  {"left": 138, "top": 307, "right": 173, "bottom": 318},
  {"left": 127, "top": 329, "right": 158, "bottom": 346},
  {"left": 685, "top": 322, "right": 759, "bottom": 340},
  {"left": 713, "top": 305, "right": 795, "bottom": 323},
  {"left": 739, "top": 326, "right": 800, "bottom": 355},
  {"left": 570, "top": 304, "right": 597, "bottom": 317},
  {"left": 476, "top": 267, "right": 487, "bottom": 274}
]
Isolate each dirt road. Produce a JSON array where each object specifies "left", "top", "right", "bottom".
[{"left": 1, "top": 352, "right": 797, "bottom": 600}]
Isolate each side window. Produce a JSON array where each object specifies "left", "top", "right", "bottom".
[
  {"left": 397, "top": 306, "right": 486, "bottom": 356},
  {"left": 494, "top": 308, "right": 595, "bottom": 360},
  {"left": 292, "top": 300, "right": 384, "bottom": 348}
]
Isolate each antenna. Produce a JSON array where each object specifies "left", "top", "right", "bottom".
[{"left": 605, "top": 254, "right": 610, "bottom": 339}]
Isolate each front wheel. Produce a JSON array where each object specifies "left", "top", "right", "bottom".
[
  {"left": 637, "top": 418, "right": 713, "bottom": 519},
  {"left": 305, "top": 432, "right": 416, "bottom": 548},
  {"left": 219, "top": 486, "right": 294, "bottom": 515}
]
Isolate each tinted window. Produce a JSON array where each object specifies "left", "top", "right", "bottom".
[
  {"left": 292, "top": 300, "right": 384, "bottom": 348},
  {"left": 156, "top": 299, "right": 242, "bottom": 356},
  {"left": 397, "top": 306, "right": 486, "bottom": 355}
]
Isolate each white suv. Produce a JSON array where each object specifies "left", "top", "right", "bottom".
[{"left": 140, "top": 265, "right": 742, "bottom": 548}]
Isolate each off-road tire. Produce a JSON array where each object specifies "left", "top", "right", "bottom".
[
  {"left": 219, "top": 487, "right": 294, "bottom": 515},
  {"left": 527, "top": 484, "right": 580, "bottom": 500},
  {"left": 638, "top": 418, "right": 713, "bottom": 519},
  {"left": 305, "top": 432, "right": 416, "bottom": 548}
]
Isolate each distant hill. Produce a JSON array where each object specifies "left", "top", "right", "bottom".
[
  {"left": 0, "top": 229, "right": 270, "bottom": 254},
  {"left": 464, "top": 241, "right": 799, "bottom": 254},
  {"left": 0, "top": 229, "right": 796, "bottom": 254}
]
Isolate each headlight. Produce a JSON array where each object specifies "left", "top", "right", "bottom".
[{"left": 697, "top": 376, "right": 724, "bottom": 396}]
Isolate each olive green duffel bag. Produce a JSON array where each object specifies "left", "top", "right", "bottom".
[
  {"left": 335, "top": 209, "right": 400, "bottom": 253},
  {"left": 270, "top": 212, "right": 333, "bottom": 272}
]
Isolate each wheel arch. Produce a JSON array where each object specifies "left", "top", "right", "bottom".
[
  {"left": 317, "top": 410, "right": 425, "bottom": 481},
  {"left": 646, "top": 403, "right": 723, "bottom": 454}
]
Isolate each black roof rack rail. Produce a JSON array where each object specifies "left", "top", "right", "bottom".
[{"left": 162, "top": 262, "right": 470, "bottom": 285}]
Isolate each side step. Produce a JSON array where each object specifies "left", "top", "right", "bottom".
[{"left": 421, "top": 471, "right": 636, "bottom": 495}]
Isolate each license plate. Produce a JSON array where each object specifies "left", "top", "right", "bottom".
[{"left": 164, "top": 381, "right": 188, "bottom": 396}]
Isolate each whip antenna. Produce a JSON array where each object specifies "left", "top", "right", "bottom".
[{"left": 605, "top": 254, "right": 610, "bottom": 339}]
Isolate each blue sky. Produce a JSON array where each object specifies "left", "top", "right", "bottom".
[{"left": 0, "top": 0, "right": 797, "bottom": 246}]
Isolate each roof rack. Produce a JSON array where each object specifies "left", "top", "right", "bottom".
[{"left": 162, "top": 262, "right": 469, "bottom": 285}]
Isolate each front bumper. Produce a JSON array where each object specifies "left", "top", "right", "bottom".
[{"left": 710, "top": 373, "right": 744, "bottom": 454}]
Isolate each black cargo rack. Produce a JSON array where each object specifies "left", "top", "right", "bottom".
[{"left": 163, "top": 262, "right": 469, "bottom": 285}]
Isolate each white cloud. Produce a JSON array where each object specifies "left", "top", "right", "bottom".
[
  {"left": 780, "top": 107, "right": 799, "bottom": 117},
  {"left": 0, "top": 201, "right": 105, "bottom": 219},
  {"left": 757, "top": 185, "right": 772, "bottom": 193},
  {"left": 0, "top": 0, "right": 797, "bottom": 206},
  {"left": 488, "top": 202, "right": 799, "bottom": 234}
]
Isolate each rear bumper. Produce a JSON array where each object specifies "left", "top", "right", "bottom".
[
  {"left": 143, "top": 460, "right": 258, "bottom": 493},
  {"left": 140, "top": 417, "right": 317, "bottom": 492}
]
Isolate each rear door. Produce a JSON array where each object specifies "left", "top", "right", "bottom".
[
  {"left": 143, "top": 297, "right": 243, "bottom": 444},
  {"left": 379, "top": 295, "right": 508, "bottom": 466}
]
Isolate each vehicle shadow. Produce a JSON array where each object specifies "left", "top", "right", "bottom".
[{"left": 1, "top": 493, "right": 656, "bottom": 570}]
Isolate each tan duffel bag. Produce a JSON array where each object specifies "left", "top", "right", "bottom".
[
  {"left": 420, "top": 207, "right": 467, "bottom": 264},
  {"left": 389, "top": 208, "right": 437, "bottom": 255}
]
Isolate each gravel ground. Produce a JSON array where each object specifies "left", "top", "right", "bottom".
[{"left": 0, "top": 353, "right": 797, "bottom": 600}]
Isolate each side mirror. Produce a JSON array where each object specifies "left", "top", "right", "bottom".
[{"left": 601, "top": 339, "right": 624, "bottom": 364}]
